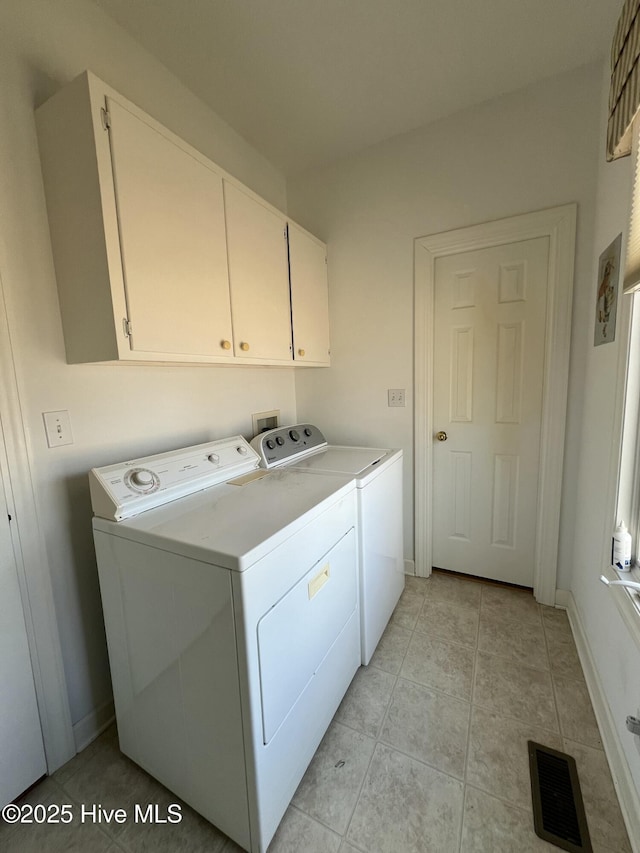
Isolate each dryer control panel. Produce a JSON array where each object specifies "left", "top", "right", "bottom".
[
  {"left": 250, "top": 423, "right": 327, "bottom": 468},
  {"left": 90, "top": 436, "right": 260, "bottom": 521}
]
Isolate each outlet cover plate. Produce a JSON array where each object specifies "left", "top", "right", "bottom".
[{"left": 388, "top": 389, "right": 406, "bottom": 407}]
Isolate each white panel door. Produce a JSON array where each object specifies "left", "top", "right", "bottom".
[
  {"left": 0, "top": 463, "right": 46, "bottom": 806},
  {"left": 288, "top": 224, "right": 330, "bottom": 365},
  {"left": 107, "top": 97, "right": 234, "bottom": 357},
  {"left": 224, "top": 182, "right": 293, "bottom": 361},
  {"left": 432, "top": 237, "right": 549, "bottom": 586}
]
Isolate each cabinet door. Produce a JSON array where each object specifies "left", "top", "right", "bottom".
[
  {"left": 107, "top": 97, "right": 233, "bottom": 357},
  {"left": 288, "top": 224, "right": 330, "bottom": 365},
  {"left": 224, "top": 182, "right": 292, "bottom": 361}
]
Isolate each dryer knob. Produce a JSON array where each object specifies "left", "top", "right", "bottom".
[
  {"left": 304, "top": 428, "right": 312, "bottom": 437},
  {"left": 207, "top": 453, "right": 220, "bottom": 464},
  {"left": 289, "top": 429, "right": 300, "bottom": 442},
  {"left": 130, "top": 470, "right": 154, "bottom": 488},
  {"left": 236, "top": 445, "right": 248, "bottom": 455}
]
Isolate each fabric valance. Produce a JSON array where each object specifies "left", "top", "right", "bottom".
[{"left": 608, "top": 0, "right": 640, "bottom": 161}]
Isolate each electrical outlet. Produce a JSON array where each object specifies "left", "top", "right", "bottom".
[
  {"left": 388, "top": 389, "right": 406, "bottom": 407},
  {"left": 43, "top": 410, "right": 73, "bottom": 447}
]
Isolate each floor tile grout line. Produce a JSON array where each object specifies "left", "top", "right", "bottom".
[
  {"left": 463, "top": 778, "right": 546, "bottom": 818},
  {"left": 463, "top": 646, "right": 479, "bottom": 788},
  {"left": 18, "top": 575, "right": 621, "bottom": 852},
  {"left": 473, "top": 644, "right": 553, "bottom": 673},
  {"left": 411, "top": 615, "right": 552, "bottom": 673},
  {"left": 458, "top": 781, "right": 471, "bottom": 853},
  {"left": 342, "top": 611, "right": 439, "bottom": 849},
  {"left": 286, "top": 803, "right": 343, "bottom": 847},
  {"left": 544, "top": 618, "right": 567, "bottom": 742},
  {"left": 335, "top": 642, "right": 409, "bottom": 847},
  {"left": 56, "top": 790, "right": 135, "bottom": 847},
  {"left": 392, "top": 662, "right": 473, "bottom": 704},
  {"left": 374, "top": 733, "right": 467, "bottom": 784},
  {"left": 469, "top": 698, "right": 561, "bottom": 737},
  {"left": 340, "top": 702, "right": 394, "bottom": 846}
]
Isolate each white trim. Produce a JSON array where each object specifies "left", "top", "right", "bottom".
[
  {"left": 403, "top": 558, "right": 416, "bottom": 575},
  {"left": 413, "top": 204, "right": 577, "bottom": 604},
  {"left": 0, "top": 268, "right": 74, "bottom": 772},
  {"left": 554, "top": 588, "right": 571, "bottom": 609},
  {"left": 565, "top": 588, "right": 640, "bottom": 852},
  {"left": 73, "top": 699, "right": 115, "bottom": 753},
  {"left": 600, "top": 565, "right": 640, "bottom": 655}
]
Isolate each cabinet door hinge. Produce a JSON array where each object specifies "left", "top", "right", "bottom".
[
  {"left": 123, "top": 318, "right": 132, "bottom": 337},
  {"left": 101, "top": 107, "right": 111, "bottom": 131}
]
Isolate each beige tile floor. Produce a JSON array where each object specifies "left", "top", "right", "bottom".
[{"left": 0, "top": 571, "right": 632, "bottom": 852}]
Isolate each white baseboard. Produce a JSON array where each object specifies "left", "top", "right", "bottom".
[
  {"left": 563, "top": 589, "right": 640, "bottom": 852},
  {"left": 404, "top": 559, "right": 416, "bottom": 575},
  {"left": 72, "top": 699, "right": 115, "bottom": 754}
]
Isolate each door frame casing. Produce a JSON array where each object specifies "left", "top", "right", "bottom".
[
  {"left": 414, "top": 204, "right": 577, "bottom": 604},
  {"left": 0, "top": 268, "right": 75, "bottom": 772}
]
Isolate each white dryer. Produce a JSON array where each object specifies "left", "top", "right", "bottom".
[
  {"left": 89, "top": 435, "right": 359, "bottom": 853},
  {"left": 251, "top": 424, "right": 404, "bottom": 664}
]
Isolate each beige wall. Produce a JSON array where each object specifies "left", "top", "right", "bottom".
[
  {"left": 288, "top": 56, "right": 640, "bottom": 802},
  {"left": 4, "top": 2, "right": 636, "bottom": 799},
  {"left": 0, "top": 0, "right": 295, "bottom": 729},
  {"left": 287, "top": 62, "right": 602, "bottom": 576},
  {"left": 569, "top": 63, "right": 640, "bottom": 796}
]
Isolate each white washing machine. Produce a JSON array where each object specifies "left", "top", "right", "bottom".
[
  {"left": 251, "top": 424, "right": 404, "bottom": 665},
  {"left": 89, "top": 435, "right": 360, "bottom": 853}
]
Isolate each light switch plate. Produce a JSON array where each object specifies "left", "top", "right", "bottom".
[
  {"left": 43, "top": 410, "right": 73, "bottom": 447},
  {"left": 388, "top": 389, "right": 406, "bottom": 407}
]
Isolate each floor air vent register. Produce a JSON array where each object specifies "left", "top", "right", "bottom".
[{"left": 528, "top": 741, "right": 592, "bottom": 852}]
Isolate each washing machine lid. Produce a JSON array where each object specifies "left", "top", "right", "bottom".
[
  {"left": 92, "top": 467, "right": 355, "bottom": 571},
  {"left": 290, "top": 446, "right": 387, "bottom": 475},
  {"left": 290, "top": 445, "right": 402, "bottom": 483}
]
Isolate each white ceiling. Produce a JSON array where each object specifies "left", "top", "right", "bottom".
[{"left": 92, "top": 0, "right": 620, "bottom": 176}]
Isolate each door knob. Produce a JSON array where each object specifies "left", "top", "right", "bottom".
[{"left": 435, "top": 431, "right": 448, "bottom": 442}]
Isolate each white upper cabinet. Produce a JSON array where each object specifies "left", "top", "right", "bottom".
[
  {"left": 36, "top": 71, "right": 330, "bottom": 367},
  {"left": 106, "top": 98, "right": 233, "bottom": 357},
  {"left": 37, "top": 72, "right": 235, "bottom": 363},
  {"left": 288, "top": 223, "right": 330, "bottom": 366},
  {"left": 224, "top": 182, "right": 293, "bottom": 362}
]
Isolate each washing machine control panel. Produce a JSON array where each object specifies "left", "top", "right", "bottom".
[
  {"left": 90, "top": 436, "right": 260, "bottom": 521},
  {"left": 250, "top": 424, "right": 327, "bottom": 468}
]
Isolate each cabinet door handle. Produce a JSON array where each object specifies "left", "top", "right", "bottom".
[
  {"left": 298, "top": 348, "right": 305, "bottom": 357},
  {"left": 221, "top": 340, "right": 231, "bottom": 350},
  {"left": 240, "top": 342, "right": 250, "bottom": 352}
]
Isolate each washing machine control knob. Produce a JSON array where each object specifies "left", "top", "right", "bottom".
[
  {"left": 207, "top": 453, "right": 220, "bottom": 464},
  {"left": 304, "top": 427, "right": 312, "bottom": 437},
  {"left": 265, "top": 439, "right": 276, "bottom": 450},
  {"left": 275, "top": 436, "right": 285, "bottom": 446},
  {"left": 236, "top": 445, "right": 248, "bottom": 455},
  {"left": 289, "top": 429, "right": 300, "bottom": 442}
]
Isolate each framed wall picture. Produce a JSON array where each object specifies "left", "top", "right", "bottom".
[{"left": 594, "top": 233, "right": 622, "bottom": 346}]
